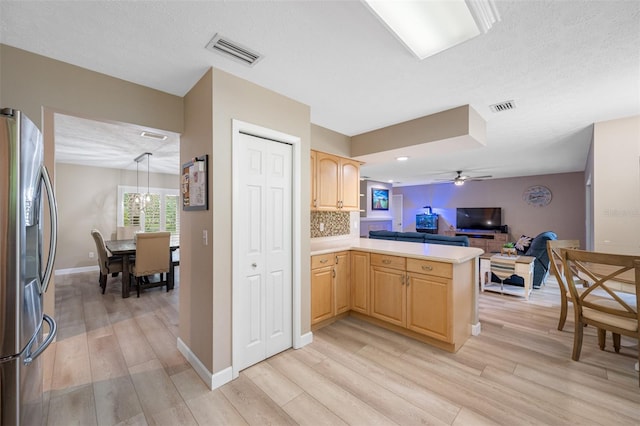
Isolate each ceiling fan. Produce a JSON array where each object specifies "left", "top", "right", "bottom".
[{"left": 436, "top": 170, "right": 492, "bottom": 186}]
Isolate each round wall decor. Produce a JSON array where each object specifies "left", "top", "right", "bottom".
[{"left": 522, "top": 185, "right": 552, "bottom": 207}]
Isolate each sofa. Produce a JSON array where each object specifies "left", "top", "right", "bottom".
[
  {"left": 368, "top": 230, "right": 470, "bottom": 247},
  {"left": 493, "top": 231, "right": 558, "bottom": 288}
]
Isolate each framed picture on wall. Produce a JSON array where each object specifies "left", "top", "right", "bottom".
[
  {"left": 182, "top": 154, "right": 208, "bottom": 210},
  {"left": 371, "top": 188, "right": 389, "bottom": 210}
]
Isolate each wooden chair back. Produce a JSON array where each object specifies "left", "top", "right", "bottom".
[
  {"left": 547, "top": 240, "right": 581, "bottom": 330},
  {"left": 133, "top": 232, "right": 171, "bottom": 277},
  {"left": 547, "top": 240, "right": 581, "bottom": 290},
  {"left": 560, "top": 248, "right": 640, "bottom": 385}
]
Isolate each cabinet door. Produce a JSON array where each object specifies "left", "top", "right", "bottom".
[
  {"left": 487, "top": 234, "right": 508, "bottom": 253},
  {"left": 486, "top": 240, "right": 504, "bottom": 253},
  {"left": 311, "top": 265, "right": 334, "bottom": 325},
  {"left": 468, "top": 238, "right": 486, "bottom": 251},
  {"left": 407, "top": 272, "right": 450, "bottom": 342},
  {"left": 316, "top": 152, "right": 340, "bottom": 210},
  {"left": 350, "top": 251, "right": 370, "bottom": 314},
  {"left": 310, "top": 150, "right": 317, "bottom": 210},
  {"left": 334, "top": 251, "right": 351, "bottom": 314},
  {"left": 370, "top": 266, "right": 406, "bottom": 327},
  {"left": 340, "top": 158, "right": 360, "bottom": 211}
]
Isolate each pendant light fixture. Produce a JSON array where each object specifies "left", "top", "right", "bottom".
[
  {"left": 134, "top": 160, "right": 140, "bottom": 204},
  {"left": 134, "top": 152, "right": 153, "bottom": 207},
  {"left": 145, "top": 153, "right": 152, "bottom": 203}
]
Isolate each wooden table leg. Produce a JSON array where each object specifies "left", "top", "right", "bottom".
[
  {"left": 514, "top": 260, "right": 534, "bottom": 300},
  {"left": 122, "top": 255, "right": 130, "bottom": 298}
]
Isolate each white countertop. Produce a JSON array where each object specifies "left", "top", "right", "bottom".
[{"left": 311, "top": 238, "right": 484, "bottom": 264}]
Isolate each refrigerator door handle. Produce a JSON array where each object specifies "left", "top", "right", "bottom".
[
  {"left": 0, "top": 315, "right": 57, "bottom": 365},
  {"left": 24, "top": 314, "right": 57, "bottom": 366},
  {"left": 40, "top": 165, "right": 58, "bottom": 294}
]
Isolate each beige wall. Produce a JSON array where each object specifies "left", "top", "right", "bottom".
[
  {"left": 0, "top": 44, "right": 184, "bottom": 316},
  {"left": 311, "top": 123, "right": 351, "bottom": 157},
  {"left": 0, "top": 45, "right": 183, "bottom": 133},
  {"left": 592, "top": 115, "right": 640, "bottom": 255},
  {"left": 350, "top": 105, "right": 485, "bottom": 157},
  {"left": 180, "top": 68, "right": 311, "bottom": 374},
  {"left": 55, "top": 163, "right": 178, "bottom": 270},
  {"left": 393, "top": 172, "right": 586, "bottom": 244},
  {"left": 179, "top": 69, "right": 214, "bottom": 372}
]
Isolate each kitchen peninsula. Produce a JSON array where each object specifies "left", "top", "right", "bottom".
[{"left": 311, "top": 238, "right": 484, "bottom": 353}]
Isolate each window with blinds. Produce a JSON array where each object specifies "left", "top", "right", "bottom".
[{"left": 118, "top": 186, "right": 179, "bottom": 235}]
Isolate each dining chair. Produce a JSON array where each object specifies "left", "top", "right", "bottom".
[
  {"left": 129, "top": 231, "right": 171, "bottom": 297},
  {"left": 117, "top": 225, "right": 140, "bottom": 240},
  {"left": 561, "top": 248, "right": 640, "bottom": 386},
  {"left": 547, "top": 240, "right": 587, "bottom": 330},
  {"left": 91, "top": 229, "right": 123, "bottom": 294}
]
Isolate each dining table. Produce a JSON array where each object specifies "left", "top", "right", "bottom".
[{"left": 105, "top": 234, "right": 179, "bottom": 298}]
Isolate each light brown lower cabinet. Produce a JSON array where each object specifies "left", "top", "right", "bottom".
[
  {"left": 350, "top": 251, "right": 370, "bottom": 315},
  {"left": 311, "top": 249, "right": 472, "bottom": 351},
  {"left": 311, "top": 251, "right": 350, "bottom": 326},
  {"left": 370, "top": 254, "right": 454, "bottom": 343}
]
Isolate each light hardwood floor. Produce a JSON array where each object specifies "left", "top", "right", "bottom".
[{"left": 44, "top": 271, "right": 639, "bottom": 426}]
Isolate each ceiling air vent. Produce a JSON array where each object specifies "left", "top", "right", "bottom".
[
  {"left": 490, "top": 100, "right": 516, "bottom": 113},
  {"left": 205, "top": 34, "right": 262, "bottom": 67}
]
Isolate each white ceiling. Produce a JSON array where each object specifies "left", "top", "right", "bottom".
[{"left": 1, "top": 1, "right": 639, "bottom": 183}]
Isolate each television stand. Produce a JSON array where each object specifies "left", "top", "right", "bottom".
[{"left": 444, "top": 229, "right": 508, "bottom": 253}]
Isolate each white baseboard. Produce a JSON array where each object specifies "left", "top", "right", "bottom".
[
  {"left": 55, "top": 265, "right": 99, "bottom": 276},
  {"left": 295, "top": 331, "right": 313, "bottom": 349},
  {"left": 471, "top": 322, "right": 482, "bottom": 336},
  {"left": 177, "top": 337, "right": 232, "bottom": 390}
]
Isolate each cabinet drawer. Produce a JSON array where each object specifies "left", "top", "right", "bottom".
[
  {"left": 468, "top": 238, "right": 485, "bottom": 249},
  {"left": 311, "top": 253, "right": 335, "bottom": 269},
  {"left": 406, "top": 258, "right": 452, "bottom": 279},
  {"left": 493, "top": 234, "right": 508, "bottom": 243},
  {"left": 370, "top": 253, "right": 405, "bottom": 270}
]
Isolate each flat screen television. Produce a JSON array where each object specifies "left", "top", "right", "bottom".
[{"left": 456, "top": 207, "right": 502, "bottom": 231}]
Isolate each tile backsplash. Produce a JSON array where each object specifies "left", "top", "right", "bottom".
[{"left": 311, "top": 211, "right": 350, "bottom": 237}]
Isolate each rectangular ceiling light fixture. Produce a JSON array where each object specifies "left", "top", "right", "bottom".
[
  {"left": 140, "top": 131, "right": 167, "bottom": 140},
  {"left": 363, "top": 0, "right": 500, "bottom": 60}
]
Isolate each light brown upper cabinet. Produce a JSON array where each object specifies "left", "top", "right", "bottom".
[{"left": 312, "top": 150, "right": 360, "bottom": 211}]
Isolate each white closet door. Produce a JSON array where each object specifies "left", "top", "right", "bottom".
[{"left": 237, "top": 132, "right": 292, "bottom": 371}]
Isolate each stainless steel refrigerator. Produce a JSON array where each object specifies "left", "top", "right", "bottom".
[{"left": 1, "top": 108, "right": 58, "bottom": 426}]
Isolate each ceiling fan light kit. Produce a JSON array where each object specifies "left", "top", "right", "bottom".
[{"left": 436, "top": 170, "right": 493, "bottom": 185}]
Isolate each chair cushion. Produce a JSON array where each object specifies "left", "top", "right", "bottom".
[
  {"left": 396, "top": 232, "right": 426, "bottom": 242},
  {"left": 369, "top": 230, "right": 398, "bottom": 240},
  {"left": 582, "top": 294, "right": 638, "bottom": 332}
]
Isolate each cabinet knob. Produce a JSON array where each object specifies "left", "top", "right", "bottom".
[
  {"left": 422, "top": 265, "right": 433, "bottom": 271},
  {"left": 332, "top": 268, "right": 336, "bottom": 278},
  {"left": 406, "top": 274, "right": 410, "bottom": 286},
  {"left": 251, "top": 263, "right": 257, "bottom": 268},
  {"left": 382, "top": 259, "right": 391, "bottom": 264},
  {"left": 335, "top": 256, "right": 339, "bottom": 264},
  {"left": 320, "top": 259, "right": 329, "bottom": 264}
]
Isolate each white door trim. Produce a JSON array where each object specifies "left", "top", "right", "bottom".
[
  {"left": 231, "top": 119, "right": 302, "bottom": 379},
  {"left": 392, "top": 194, "right": 403, "bottom": 232}
]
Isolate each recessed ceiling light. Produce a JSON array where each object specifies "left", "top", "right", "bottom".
[
  {"left": 396, "top": 156, "right": 409, "bottom": 161},
  {"left": 363, "top": 0, "right": 500, "bottom": 59},
  {"left": 140, "top": 131, "right": 167, "bottom": 141}
]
